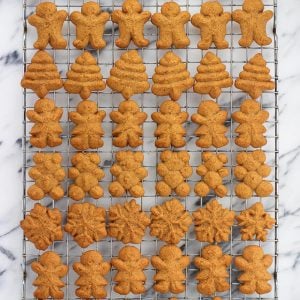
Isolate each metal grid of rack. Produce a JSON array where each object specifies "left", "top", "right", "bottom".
[{"left": 22, "top": 0, "right": 278, "bottom": 299}]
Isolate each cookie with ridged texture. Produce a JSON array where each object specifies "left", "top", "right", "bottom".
[
  {"left": 21, "top": 50, "right": 63, "bottom": 98},
  {"left": 152, "top": 51, "right": 194, "bottom": 101}
]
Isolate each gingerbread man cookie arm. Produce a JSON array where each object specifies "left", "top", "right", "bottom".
[
  {"left": 180, "top": 166, "right": 193, "bottom": 178},
  {"left": 135, "top": 112, "right": 148, "bottom": 124},
  {"left": 68, "top": 167, "right": 80, "bottom": 179},
  {"left": 28, "top": 14, "right": 44, "bottom": 26},
  {"left": 135, "top": 167, "right": 148, "bottom": 180},
  {"left": 222, "top": 254, "right": 232, "bottom": 266},
  {"left": 97, "top": 12, "right": 110, "bottom": 24},
  {"left": 139, "top": 10, "right": 151, "bottom": 22},
  {"left": 231, "top": 111, "right": 248, "bottom": 123},
  {"left": 151, "top": 13, "right": 166, "bottom": 27},
  {"left": 54, "top": 168, "right": 66, "bottom": 181},
  {"left": 157, "top": 163, "right": 169, "bottom": 177},
  {"left": 234, "top": 166, "right": 247, "bottom": 180},
  {"left": 191, "top": 113, "right": 206, "bottom": 124},
  {"left": 26, "top": 110, "right": 43, "bottom": 123},
  {"left": 53, "top": 107, "right": 64, "bottom": 121},
  {"left": 111, "top": 258, "right": 127, "bottom": 270},
  {"left": 179, "top": 256, "right": 190, "bottom": 268},
  {"left": 151, "top": 112, "right": 167, "bottom": 124},
  {"left": 178, "top": 111, "right": 189, "bottom": 123},
  {"left": 73, "top": 262, "right": 85, "bottom": 274},
  {"left": 178, "top": 11, "right": 191, "bottom": 23},
  {"left": 111, "top": 10, "right": 123, "bottom": 24},
  {"left": 262, "top": 255, "right": 273, "bottom": 268},
  {"left": 194, "top": 257, "right": 211, "bottom": 269},
  {"left": 110, "top": 164, "right": 123, "bottom": 176},
  {"left": 232, "top": 10, "right": 248, "bottom": 23},
  {"left": 139, "top": 257, "right": 149, "bottom": 268},
  {"left": 28, "top": 168, "right": 42, "bottom": 180},
  {"left": 235, "top": 256, "right": 249, "bottom": 270},
  {"left": 221, "top": 11, "right": 232, "bottom": 22},
  {"left": 100, "top": 261, "right": 111, "bottom": 274},
  {"left": 151, "top": 256, "right": 167, "bottom": 269},
  {"left": 96, "top": 110, "right": 106, "bottom": 122},
  {"left": 191, "top": 14, "right": 209, "bottom": 27},
  {"left": 255, "top": 110, "right": 270, "bottom": 123},
  {"left": 31, "top": 261, "right": 46, "bottom": 273},
  {"left": 110, "top": 111, "right": 126, "bottom": 123},
  {"left": 92, "top": 168, "right": 105, "bottom": 180},
  {"left": 70, "top": 11, "right": 85, "bottom": 25},
  {"left": 55, "top": 265, "right": 69, "bottom": 277},
  {"left": 56, "top": 10, "right": 68, "bottom": 22},
  {"left": 69, "top": 111, "right": 85, "bottom": 124}
]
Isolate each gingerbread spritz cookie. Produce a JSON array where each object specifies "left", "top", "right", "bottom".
[
  {"left": 28, "top": 2, "right": 67, "bottom": 49},
  {"left": 232, "top": 99, "right": 269, "bottom": 148},
  {"left": 150, "top": 198, "right": 192, "bottom": 244},
  {"left": 234, "top": 150, "right": 273, "bottom": 199},
  {"left": 26, "top": 98, "right": 63, "bottom": 148},
  {"left": 193, "top": 199, "right": 235, "bottom": 243},
  {"left": 191, "top": 1, "right": 231, "bottom": 49},
  {"left": 191, "top": 100, "right": 229, "bottom": 148},
  {"left": 21, "top": 203, "right": 63, "bottom": 250},
  {"left": 152, "top": 100, "right": 188, "bottom": 148},
  {"left": 64, "top": 51, "right": 106, "bottom": 100},
  {"left": 73, "top": 250, "right": 110, "bottom": 299},
  {"left": 233, "top": 0, "right": 273, "bottom": 47},
  {"left": 152, "top": 51, "right": 194, "bottom": 101},
  {"left": 152, "top": 245, "right": 190, "bottom": 294},
  {"left": 110, "top": 100, "right": 147, "bottom": 148},
  {"left": 111, "top": 0, "right": 151, "bottom": 48},
  {"left": 65, "top": 203, "right": 107, "bottom": 248},
  {"left": 107, "top": 50, "right": 150, "bottom": 99},
  {"left": 195, "top": 152, "right": 229, "bottom": 198},
  {"left": 194, "top": 245, "right": 232, "bottom": 295},
  {"left": 235, "top": 53, "right": 275, "bottom": 99},
  {"left": 21, "top": 50, "right": 63, "bottom": 98},
  {"left": 109, "top": 151, "right": 148, "bottom": 197},
  {"left": 108, "top": 199, "right": 150, "bottom": 243},
  {"left": 70, "top": 2, "right": 110, "bottom": 49},
  {"left": 156, "top": 150, "right": 192, "bottom": 197},
  {"left": 32, "top": 251, "right": 68, "bottom": 299},
  {"left": 68, "top": 153, "right": 105, "bottom": 201},
  {"left": 237, "top": 202, "right": 275, "bottom": 241},
  {"left": 194, "top": 52, "right": 233, "bottom": 98},
  {"left": 27, "top": 153, "right": 65, "bottom": 201},
  {"left": 151, "top": 2, "right": 190, "bottom": 48},
  {"left": 235, "top": 245, "right": 273, "bottom": 294},
  {"left": 112, "top": 246, "right": 149, "bottom": 295},
  {"left": 69, "top": 100, "right": 106, "bottom": 150}
]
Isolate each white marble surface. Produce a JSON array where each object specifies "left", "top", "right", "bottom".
[{"left": 0, "top": 0, "right": 298, "bottom": 299}]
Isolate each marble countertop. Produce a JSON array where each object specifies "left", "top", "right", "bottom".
[{"left": 0, "top": 0, "right": 298, "bottom": 299}]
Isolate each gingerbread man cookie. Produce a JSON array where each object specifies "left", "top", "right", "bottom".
[
  {"left": 70, "top": 2, "right": 110, "bottom": 49},
  {"left": 111, "top": 0, "right": 151, "bottom": 48},
  {"left": 28, "top": 2, "right": 67, "bottom": 49},
  {"left": 151, "top": 2, "right": 190, "bottom": 48}
]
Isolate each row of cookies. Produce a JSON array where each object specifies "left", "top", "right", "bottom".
[
  {"left": 29, "top": 0, "right": 273, "bottom": 50},
  {"left": 22, "top": 49, "right": 275, "bottom": 101},
  {"left": 26, "top": 150, "right": 273, "bottom": 201},
  {"left": 29, "top": 244, "right": 273, "bottom": 298},
  {"left": 22, "top": 199, "right": 275, "bottom": 250}
]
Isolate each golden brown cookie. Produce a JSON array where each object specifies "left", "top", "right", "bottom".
[
  {"left": 69, "top": 100, "right": 106, "bottom": 150},
  {"left": 64, "top": 51, "right": 106, "bottom": 100},
  {"left": 21, "top": 50, "right": 63, "bottom": 98},
  {"left": 110, "top": 100, "right": 147, "bottom": 148},
  {"left": 235, "top": 245, "right": 273, "bottom": 294},
  {"left": 194, "top": 52, "right": 233, "bottom": 98},
  {"left": 32, "top": 251, "right": 68, "bottom": 299},
  {"left": 195, "top": 152, "right": 229, "bottom": 198},
  {"left": 109, "top": 151, "right": 148, "bottom": 197},
  {"left": 107, "top": 50, "right": 150, "bottom": 99},
  {"left": 108, "top": 199, "right": 150, "bottom": 243},
  {"left": 27, "top": 153, "right": 65, "bottom": 201},
  {"left": 20, "top": 203, "right": 63, "bottom": 250},
  {"left": 151, "top": 245, "right": 190, "bottom": 294},
  {"left": 234, "top": 150, "right": 273, "bottom": 199},
  {"left": 232, "top": 99, "right": 269, "bottom": 148},
  {"left": 152, "top": 51, "right": 194, "bottom": 101},
  {"left": 156, "top": 150, "right": 192, "bottom": 197},
  {"left": 111, "top": 246, "right": 149, "bottom": 295},
  {"left": 150, "top": 198, "right": 192, "bottom": 244},
  {"left": 193, "top": 199, "right": 235, "bottom": 243},
  {"left": 68, "top": 153, "right": 105, "bottom": 201},
  {"left": 111, "top": 0, "right": 151, "bottom": 48},
  {"left": 191, "top": 100, "right": 228, "bottom": 148},
  {"left": 191, "top": 1, "right": 231, "bottom": 49},
  {"left": 64, "top": 203, "right": 107, "bottom": 248},
  {"left": 70, "top": 2, "right": 110, "bottom": 49},
  {"left": 152, "top": 100, "right": 188, "bottom": 148},
  {"left": 194, "top": 245, "right": 231, "bottom": 295},
  {"left": 28, "top": 2, "right": 67, "bottom": 49},
  {"left": 73, "top": 250, "right": 110, "bottom": 299},
  {"left": 233, "top": 0, "right": 273, "bottom": 47},
  {"left": 236, "top": 202, "right": 275, "bottom": 241},
  {"left": 26, "top": 98, "right": 63, "bottom": 148},
  {"left": 151, "top": 2, "right": 190, "bottom": 48},
  {"left": 235, "top": 53, "right": 275, "bottom": 99}
]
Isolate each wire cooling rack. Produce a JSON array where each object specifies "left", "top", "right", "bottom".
[{"left": 22, "top": 0, "right": 278, "bottom": 299}]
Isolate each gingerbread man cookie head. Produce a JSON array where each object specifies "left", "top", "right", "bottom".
[
  {"left": 119, "top": 100, "right": 140, "bottom": 114},
  {"left": 119, "top": 246, "right": 140, "bottom": 261},
  {"left": 202, "top": 244, "right": 223, "bottom": 258},
  {"left": 243, "top": 0, "right": 264, "bottom": 13},
  {"left": 36, "top": 2, "right": 57, "bottom": 18},
  {"left": 82, "top": 1, "right": 101, "bottom": 15},
  {"left": 201, "top": 1, "right": 224, "bottom": 17},
  {"left": 160, "top": 244, "right": 182, "bottom": 261},
  {"left": 243, "top": 245, "right": 264, "bottom": 261},
  {"left": 161, "top": 2, "right": 181, "bottom": 17},
  {"left": 39, "top": 250, "right": 61, "bottom": 266},
  {"left": 77, "top": 100, "right": 98, "bottom": 115},
  {"left": 80, "top": 250, "right": 103, "bottom": 266},
  {"left": 35, "top": 98, "right": 55, "bottom": 113},
  {"left": 123, "top": 0, "right": 142, "bottom": 13},
  {"left": 160, "top": 100, "right": 181, "bottom": 114}
]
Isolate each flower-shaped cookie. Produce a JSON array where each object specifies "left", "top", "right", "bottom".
[
  {"left": 236, "top": 202, "right": 275, "bottom": 241},
  {"left": 64, "top": 203, "right": 107, "bottom": 248},
  {"left": 21, "top": 203, "right": 63, "bottom": 250},
  {"left": 193, "top": 199, "right": 235, "bottom": 243},
  {"left": 108, "top": 199, "right": 150, "bottom": 243},
  {"left": 150, "top": 198, "right": 192, "bottom": 244}
]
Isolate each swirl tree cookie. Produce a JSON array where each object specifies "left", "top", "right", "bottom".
[
  {"left": 191, "top": 1, "right": 231, "bottom": 49},
  {"left": 111, "top": 0, "right": 151, "bottom": 48},
  {"left": 70, "top": 2, "right": 110, "bottom": 49},
  {"left": 152, "top": 51, "right": 194, "bottom": 101},
  {"left": 64, "top": 51, "right": 106, "bottom": 100},
  {"left": 193, "top": 52, "right": 232, "bottom": 98},
  {"left": 151, "top": 2, "right": 190, "bottom": 48}
]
